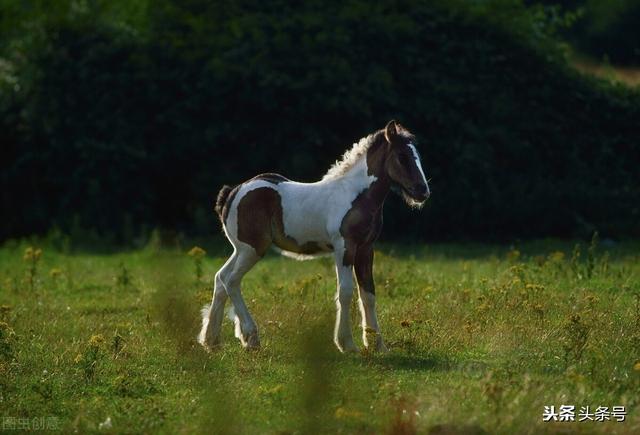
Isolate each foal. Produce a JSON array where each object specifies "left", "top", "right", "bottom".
[{"left": 198, "top": 120, "right": 430, "bottom": 352}]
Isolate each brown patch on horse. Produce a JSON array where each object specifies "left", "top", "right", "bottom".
[
  {"left": 354, "top": 244, "right": 375, "bottom": 294},
  {"left": 236, "top": 187, "right": 331, "bottom": 257},
  {"left": 339, "top": 135, "right": 390, "bottom": 266},
  {"left": 218, "top": 174, "right": 286, "bottom": 227},
  {"left": 236, "top": 187, "right": 277, "bottom": 256},
  {"left": 340, "top": 122, "right": 426, "bottom": 262}
]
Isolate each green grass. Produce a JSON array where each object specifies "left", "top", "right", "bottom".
[{"left": 1, "top": 237, "right": 639, "bottom": 434}]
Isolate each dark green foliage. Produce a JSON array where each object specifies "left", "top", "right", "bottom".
[
  {"left": 574, "top": 0, "right": 640, "bottom": 65},
  {"left": 1, "top": 0, "right": 639, "bottom": 242},
  {"left": 530, "top": 0, "right": 640, "bottom": 65}
]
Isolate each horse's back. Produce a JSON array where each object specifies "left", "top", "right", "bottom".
[
  {"left": 223, "top": 173, "right": 333, "bottom": 256},
  {"left": 249, "top": 173, "right": 290, "bottom": 185}
]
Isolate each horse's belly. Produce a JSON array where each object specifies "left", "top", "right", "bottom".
[
  {"left": 278, "top": 189, "right": 334, "bottom": 253},
  {"left": 278, "top": 212, "right": 331, "bottom": 252},
  {"left": 275, "top": 181, "right": 356, "bottom": 254},
  {"left": 272, "top": 236, "right": 333, "bottom": 255}
]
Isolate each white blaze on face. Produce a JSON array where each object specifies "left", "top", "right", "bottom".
[{"left": 408, "top": 143, "right": 429, "bottom": 192}]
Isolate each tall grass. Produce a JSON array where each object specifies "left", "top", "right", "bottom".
[{"left": 0, "top": 239, "right": 638, "bottom": 433}]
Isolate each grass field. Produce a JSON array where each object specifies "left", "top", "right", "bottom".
[{"left": 1, "top": 237, "right": 639, "bottom": 434}]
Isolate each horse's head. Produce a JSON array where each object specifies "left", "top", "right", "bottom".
[{"left": 383, "top": 120, "right": 431, "bottom": 208}]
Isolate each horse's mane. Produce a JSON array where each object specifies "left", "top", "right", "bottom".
[
  {"left": 322, "top": 132, "right": 380, "bottom": 181},
  {"left": 322, "top": 125, "right": 414, "bottom": 181}
]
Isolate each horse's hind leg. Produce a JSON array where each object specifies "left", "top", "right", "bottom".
[
  {"left": 204, "top": 184, "right": 275, "bottom": 349},
  {"left": 223, "top": 244, "right": 261, "bottom": 349},
  {"left": 198, "top": 256, "right": 233, "bottom": 349}
]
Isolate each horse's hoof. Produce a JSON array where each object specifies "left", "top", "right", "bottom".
[
  {"left": 376, "top": 342, "right": 390, "bottom": 353},
  {"left": 244, "top": 332, "right": 260, "bottom": 350},
  {"left": 336, "top": 341, "right": 359, "bottom": 353},
  {"left": 201, "top": 340, "right": 223, "bottom": 352},
  {"left": 198, "top": 335, "right": 222, "bottom": 352}
]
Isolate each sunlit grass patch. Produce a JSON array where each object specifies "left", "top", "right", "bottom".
[{"left": 0, "top": 239, "right": 638, "bottom": 433}]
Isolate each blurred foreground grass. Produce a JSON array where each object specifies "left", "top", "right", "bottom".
[{"left": 1, "top": 238, "right": 639, "bottom": 434}]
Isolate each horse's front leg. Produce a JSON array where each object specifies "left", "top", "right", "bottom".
[
  {"left": 354, "top": 245, "right": 388, "bottom": 352},
  {"left": 333, "top": 243, "right": 358, "bottom": 353}
]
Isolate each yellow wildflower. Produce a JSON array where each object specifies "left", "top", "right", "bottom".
[
  {"left": 506, "top": 249, "right": 520, "bottom": 261},
  {"left": 0, "top": 321, "right": 14, "bottom": 334},
  {"left": 335, "top": 407, "right": 363, "bottom": 420},
  {"left": 49, "top": 268, "right": 63, "bottom": 278},
  {"left": 187, "top": 246, "right": 206, "bottom": 259},
  {"left": 549, "top": 251, "right": 565, "bottom": 262},
  {"left": 634, "top": 361, "right": 640, "bottom": 371},
  {"left": 525, "top": 283, "right": 544, "bottom": 291},
  {"left": 88, "top": 334, "right": 105, "bottom": 347},
  {"left": 23, "top": 247, "right": 42, "bottom": 262}
]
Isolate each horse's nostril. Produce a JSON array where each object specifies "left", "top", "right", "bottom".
[{"left": 417, "top": 185, "right": 431, "bottom": 201}]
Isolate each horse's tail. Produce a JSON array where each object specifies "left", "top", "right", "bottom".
[{"left": 214, "top": 184, "right": 235, "bottom": 222}]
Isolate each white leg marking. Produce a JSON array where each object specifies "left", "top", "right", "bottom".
[
  {"left": 334, "top": 249, "right": 358, "bottom": 353},
  {"left": 358, "top": 290, "right": 389, "bottom": 352},
  {"left": 198, "top": 304, "right": 211, "bottom": 346},
  {"left": 198, "top": 259, "right": 233, "bottom": 348}
]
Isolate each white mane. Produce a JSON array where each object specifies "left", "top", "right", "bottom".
[{"left": 322, "top": 133, "right": 377, "bottom": 181}]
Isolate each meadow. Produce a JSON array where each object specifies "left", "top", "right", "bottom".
[{"left": 1, "top": 236, "right": 639, "bottom": 434}]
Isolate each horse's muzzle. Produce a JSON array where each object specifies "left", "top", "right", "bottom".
[{"left": 409, "top": 185, "right": 430, "bottom": 202}]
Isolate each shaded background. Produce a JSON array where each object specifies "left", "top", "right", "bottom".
[{"left": 1, "top": 0, "right": 639, "bottom": 245}]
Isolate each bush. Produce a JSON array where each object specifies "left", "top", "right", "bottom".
[
  {"left": 529, "top": 0, "right": 640, "bottom": 65},
  {"left": 1, "top": 0, "right": 639, "bottom": 242}
]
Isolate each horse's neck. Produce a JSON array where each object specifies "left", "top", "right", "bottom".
[
  {"left": 329, "top": 155, "right": 373, "bottom": 187},
  {"left": 330, "top": 154, "right": 389, "bottom": 209}
]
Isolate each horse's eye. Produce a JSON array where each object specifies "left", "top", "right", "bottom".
[{"left": 398, "top": 154, "right": 411, "bottom": 166}]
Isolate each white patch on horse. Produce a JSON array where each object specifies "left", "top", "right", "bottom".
[
  {"left": 272, "top": 246, "right": 331, "bottom": 261},
  {"left": 279, "top": 155, "right": 376, "bottom": 248},
  {"left": 408, "top": 143, "right": 428, "bottom": 186}
]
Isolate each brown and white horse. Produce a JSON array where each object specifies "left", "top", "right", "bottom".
[{"left": 198, "top": 121, "right": 430, "bottom": 352}]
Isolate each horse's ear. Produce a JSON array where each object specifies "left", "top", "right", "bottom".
[{"left": 384, "top": 120, "right": 398, "bottom": 143}]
